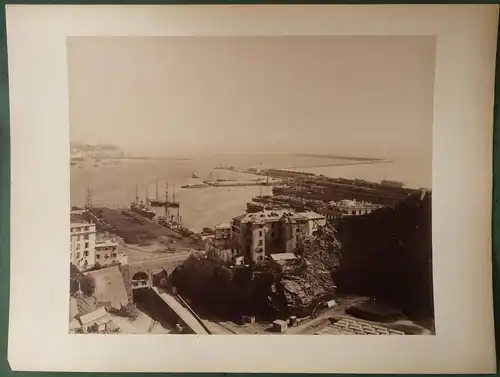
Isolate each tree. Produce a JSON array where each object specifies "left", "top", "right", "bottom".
[
  {"left": 69, "top": 279, "right": 80, "bottom": 296},
  {"left": 80, "top": 275, "right": 96, "bottom": 296},
  {"left": 70, "top": 263, "right": 80, "bottom": 278}
]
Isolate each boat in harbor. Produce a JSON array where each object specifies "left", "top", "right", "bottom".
[
  {"left": 129, "top": 185, "right": 156, "bottom": 219},
  {"left": 181, "top": 183, "right": 208, "bottom": 189},
  {"left": 129, "top": 202, "right": 156, "bottom": 219},
  {"left": 192, "top": 173, "right": 199, "bottom": 179},
  {"left": 149, "top": 179, "right": 180, "bottom": 208}
]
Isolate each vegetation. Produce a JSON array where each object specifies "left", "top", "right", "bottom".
[
  {"left": 79, "top": 275, "right": 97, "bottom": 296},
  {"left": 108, "top": 303, "right": 140, "bottom": 320}
]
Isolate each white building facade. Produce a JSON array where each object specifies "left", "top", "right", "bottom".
[
  {"left": 70, "top": 222, "right": 97, "bottom": 270},
  {"left": 71, "top": 220, "right": 128, "bottom": 271}
]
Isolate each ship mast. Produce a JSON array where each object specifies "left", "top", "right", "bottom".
[
  {"left": 164, "top": 180, "right": 169, "bottom": 220},
  {"left": 155, "top": 179, "right": 159, "bottom": 201},
  {"left": 135, "top": 184, "right": 139, "bottom": 205},
  {"left": 173, "top": 184, "right": 180, "bottom": 224},
  {"left": 85, "top": 184, "right": 92, "bottom": 210}
]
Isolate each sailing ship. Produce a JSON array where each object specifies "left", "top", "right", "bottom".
[
  {"left": 149, "top": 179, "right": 180, "bottom": 208},
  {"left": 129, "top": 185, "right": 156, "bottom": 219},
  {"left": 157, "top": 180, "right": 183, "bottom": 229}
]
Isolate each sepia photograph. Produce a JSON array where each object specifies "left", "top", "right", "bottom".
[
  {"left": 6, "top": 3, "right": 497, "bottom": 373},
  {"left": 67, "top": 35, "right": 435, "bottom": 336}
]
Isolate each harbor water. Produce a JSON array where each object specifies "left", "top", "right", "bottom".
[{"left": 71, "top": 154, "right": 431, "bottom": 232}]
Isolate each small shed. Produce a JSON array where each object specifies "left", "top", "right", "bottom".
[
  {"left": 272, "top": 319, "right": 288, "bottom": 333},
  {"left": 326, "top": 299, "right": 337, "bottom": 308},
  {"left": 269, "top": 253, "right": 297, "bottom": 273}
]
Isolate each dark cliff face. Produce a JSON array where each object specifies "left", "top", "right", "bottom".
[{"left": 333, "top": 192, "right": 433, "bottom": 320}]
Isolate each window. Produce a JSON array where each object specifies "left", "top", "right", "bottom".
[
  {"left": 83, "top": 251, "right": 89, "bottom": 257},
  {"left": 84, "top": 227, "right": 89, "bottom": 231},
  {"left": 258, "top": 240, "right": 263, "bottom": 246},
  {"left": 76, "top": 244, "right": 80, "bottom": 250},
  {"left": 111, "top": 253, "right": 117, "bottom": 258},
  {"left": 76, "top": 252, "right": 80, "bottom": 258},
  {"left": 96, "top": 254, "right": 100, "bottom": 259},
  {"left": 84, "top": 235, "right": 89, "bottom": 240},
  {"left": 259, "top": 231, "right": 263, "bottom": 237},
  {"left": 85, "top": 242, "right": 89, "bottom": 249},
  {"left": 77, "top": 235, "right": 81, "bottom": 241}
]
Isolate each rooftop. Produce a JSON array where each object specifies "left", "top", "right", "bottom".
[
  {"left": 95, "top": 240, "right": 119, "bottom": 248},
  {"left": 238, "top": 209, "right": 304, "bottom": 224},
  {"left": 297, "top": 211, "right": 326, "bottom": 220},
  {"left": 71, "top": 222, "right": 94, "bottom": 229},
  {"left": 270, "top": 253, "right": 297, "bottom": 261},
  {"left": 214, "top": 223, "right": 231, "bottom": 230},
  {"left": 78, "top": 307, "right": 108, "bottom": 325}
]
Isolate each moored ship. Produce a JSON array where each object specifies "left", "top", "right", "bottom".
[
  {"left": 129, "top": 202, "right": 156, "bottom": 219},
  {"left": 129, "top": 184, "right": 156, "bottom": 219},
  {"left": 181, "top": 183, "right": 208, "bottom": 189},
  {"left": 149, "top": 179, "right": 181, "bottom": 207}
]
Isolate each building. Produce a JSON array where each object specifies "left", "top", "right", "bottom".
[
  {"left": 95, "top": 238, "right": 128, "bottom": 267},
  {"left": 330, "top": 199, "right": 383, "bottom": 217},
  {"left": 297, "top": 211, "right": 327, "bottom": 236},
  {"left": 231, "top": 209, "right": 311, "bottom": 265},
  {"left": 70, "top": 221, "right": 97, "bottom": 270},
  {"left": 69, "top": 307, "right": 118, "bottom": 334},
  {"left": 272, "top": 319, "right": 288, "bottom": 333},
  {"left": 269, "top": 253, "right": 299, "bottom": 273},
  {"left": 71, "top": 211, "right": 127, "bottom": 271},
  {"left": 214, "top": 223, "right": 231, "bottom": 239},
  {"left": 205, "top": 235, "right": 240, "bottom": 264}
]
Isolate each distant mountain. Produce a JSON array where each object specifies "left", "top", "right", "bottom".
[{"left": 70, "top": 142, "right": 121, "bottom": 152}]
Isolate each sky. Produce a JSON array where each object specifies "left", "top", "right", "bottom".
[{"left": 67, "top": 36, "right": 436, "bottom": 159}]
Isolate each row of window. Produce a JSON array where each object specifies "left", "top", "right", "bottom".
[
  {"left": 95, "top": 246, "right": 117, "bottom": 252},
  {"left": 71, "top": 226, "right": 91, "bottom": 233},
  {"left": 73, "top": 252, "right": 117, "bottom": 259},
  {"left": 73, "top": 234, "right": 90, "bottom": 241},
  {"left": 72, "top": 242, "right": 90, "bottom": 250}
]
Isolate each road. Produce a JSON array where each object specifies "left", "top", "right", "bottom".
[
  {"left": 128, "top": 251, "right": 193, "bottom": 269},
  {"left": 153, "top": 287, "right": 209, "bottom": 335}
]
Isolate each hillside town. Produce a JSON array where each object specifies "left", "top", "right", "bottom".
[{"left": 68, "top": 167, "right": 433, "bottom": 336}]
